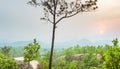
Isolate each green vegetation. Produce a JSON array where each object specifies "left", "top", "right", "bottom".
[
  {"left": 0, "top": 46, "right": 11, "bottom": 57},
  {"left": 0, "top": 38, "right": 120, "bottom": 69},
  {"left": 33, "top": 38, "right": 119, "bottom": 69},
  {"left": 0, "top": 53, "right": 18, "bottom": 69},
  {"left": 10, "top": 47, "right": 24, "bottom": 57},
  {"left": 102, "top": 38, "right": 120, "bottom": 69},
  {"left": 24, "top": 39, "right": 40, "bottom": 62},
  {"left": 23, "top": 39, "right": 40, "bottom": 68}
]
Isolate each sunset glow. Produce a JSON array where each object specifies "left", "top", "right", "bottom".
[
  {"left": 98, "top": 24, "right": 106, "bottom": 35},
  {"left": 99, "top": 30, "right": 104, "bottom": 35},
  {"left": 0, "top": 0, "right": 120, "bottom": 42}
]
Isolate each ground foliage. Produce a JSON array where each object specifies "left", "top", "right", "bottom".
[
  {"left": 1, "top": 38, "right": 120, "bottom": 69},
  {"left": 0, "top": 53, "right": 18, "bottom": 69}
]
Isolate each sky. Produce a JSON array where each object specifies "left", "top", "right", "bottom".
[{"left": 0, "top": 0, "right": 120, "bottom": 43}]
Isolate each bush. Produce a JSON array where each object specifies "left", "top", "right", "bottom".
[
  {"left": 102, "top": 38, "right": 120, "bottom": 69},
  {"left": 24, "top": 39, "right": 40, "bottom": 62},
  {"left": 65, "top": 60, "right": 77, "bottom": 69},
  {"left": 0, "top": 53, "right": 18, "bottom": 69}
]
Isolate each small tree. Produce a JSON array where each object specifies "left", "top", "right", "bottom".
[
  {"left": 112, "top": 38, "right": 119, "bottom": 46},
  {"left": 1, "top": 46, "right": 11, "bottom": 57},
  {"left": 27, "top": 0, "right": 98, "bottom": 69},
  {"left": 102, "top": 38, "right": 120, "bottom": 69},
  {"left": 24, "top": 39, "right": 40, "bottom": 68}
]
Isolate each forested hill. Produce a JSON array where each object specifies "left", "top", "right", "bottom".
[{"left": 0, "top": 39, "right": 114, "bottom": 48}]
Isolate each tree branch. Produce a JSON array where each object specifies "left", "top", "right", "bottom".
[
  {"left": 55, "top": 11, "right": 79, "bottom": 24},
  {"left": 49, "top": 8, "right": 54, "bottom": 15},
  {"left": 55, "top": 0, "right": 59, "bottom": 8},
  {"left": 65, "top": 11, "right": 79, "bottom": 18},
  {"left": 40, "top": 17, "right": 53, "bottom": 24},
  {"left": 47, "top": 18, "right": 54, "bottom": 24},
  {"left": 55, "top": 13, "right": 67, "bottom": 24}
]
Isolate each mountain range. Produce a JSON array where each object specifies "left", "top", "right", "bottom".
[{"left": 0, "top": 39, "right": 114, "bottom": 48}]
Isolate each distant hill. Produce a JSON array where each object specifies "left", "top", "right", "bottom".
[
  {"left": 0, "top": 39, "right": 114, "bottom": 48},
  {"left": 0, "top": 40, "right": 50, "bottom": 48},
  {"left": 0, "top": 41, "right": 30, "bottom": 47},
  {"left": 77, "top": 39, "right": 112, "bottom": 46}
]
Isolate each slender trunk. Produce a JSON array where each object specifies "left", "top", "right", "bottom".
[
  {"left": 49, "top": 0, "right": 56, "bottom": 69},
  {"left": 49, "top": 4, "right": 56, "bottom": 69},
  {"left": 28, "top": 62, "right": 30, "bottom": 69},
  {"left": 49, "top": 23, "right": 56, "bottom": 69}
]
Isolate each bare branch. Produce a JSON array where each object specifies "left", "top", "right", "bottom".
[
  {"left": 47, "top": 18, "right": 54, "bottom": 24},
  {"left": 55, "top": 16, "right": 65, "bottom": 24},
  {"left": 55, "top": 13, "right": 67, "bottom": 24},
  {"left": 55, "top": 10, "right": 79, "bottom": 24},
  {"left": 43, "top": 1, "right": 54, "bottom": 15},
  {"left": 40, "top": 17, "right": 53, "bottom": 24},
  {"left": 65, "top": 11, "right": 79, "bottom": 18},
  {"left": 55, "top": 0, "right": 59, "bottom": 8},
  {"left": 49, "top": 8, "right": 54, "bottom": 15}
]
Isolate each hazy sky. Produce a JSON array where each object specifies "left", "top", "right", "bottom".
[{"left": 0, "top": 0, "right": 120, "bottom": 43}]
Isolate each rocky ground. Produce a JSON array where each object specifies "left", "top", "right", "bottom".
[{"left": 14, "top": 57, "right": 41, "bottom": 69}]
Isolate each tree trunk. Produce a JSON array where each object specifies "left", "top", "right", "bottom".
[
  {"left": 49, "top": 0, "right": 56, "bottom": 69},
  {"left": 28, "top": 62, "right": 30, "bottom": 69},
  {"left": 49, "top": 23, "right": 56, "bottom": 69},
  {"left": 49, "top": 8, "right": 56, "bottom": 69}
]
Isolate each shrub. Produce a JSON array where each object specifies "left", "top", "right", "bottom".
[{"left": 0, "top": 53, "right": 18, "bottom": 69}]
